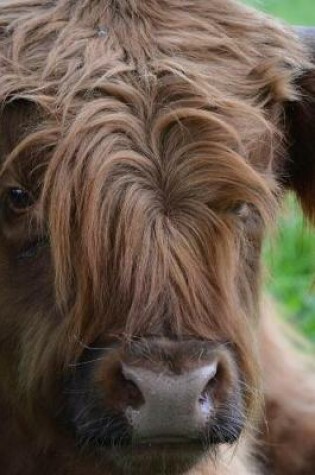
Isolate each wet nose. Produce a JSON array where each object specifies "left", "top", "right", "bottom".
[
  {"left": 122, "top": 361, "right": 218, "bottom": 440},
  {"left": 92, "top": 339, "right": 244, "bottom": 446},
  {"left": 66, "top": 339, "right": 244, "bottom": 451}
]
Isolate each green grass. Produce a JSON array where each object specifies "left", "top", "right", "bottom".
[
  {"left": 244, "top": 0, "right": 315, "bottom": 25},
  {"left": 264, "top": 197, "right": 315, "bottom": 341},
  {"left": 243, "top": 1, "right": 315, "bottom": 341}
]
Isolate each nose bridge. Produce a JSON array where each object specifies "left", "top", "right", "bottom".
[{"left": 123, "top": 362, "right": 218, "bottom": 439}]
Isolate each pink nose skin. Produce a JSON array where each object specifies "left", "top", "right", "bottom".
[
  {"left": 64, "top": 339, "right": 244, "bottom": 454},
  {"left": 122, "top": 362, "right": 218, "bottom": 441}
]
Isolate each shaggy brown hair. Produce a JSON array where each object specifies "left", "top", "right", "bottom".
[{"left": 0, "top": 1, "right": 314, "bottom": 474}]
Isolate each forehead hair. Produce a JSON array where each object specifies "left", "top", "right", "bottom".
[{"left": 0, "top": 0, "right": 309, "bottom": 333}]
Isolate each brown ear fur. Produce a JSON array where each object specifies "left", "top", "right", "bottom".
[{"left": 286, "top": 39, "right": 315, "bottom": 222}]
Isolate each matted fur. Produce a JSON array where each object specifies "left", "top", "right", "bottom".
[{"left": 0, "top": 1, "right": 314, "bottom": 474}]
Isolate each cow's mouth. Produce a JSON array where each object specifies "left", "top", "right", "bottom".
[
  {"left": 109, "top": 447, "right": 206, "bottom": 475},
  {"left": 62, "top": 412, "right": 243, "bottom": 475},
  {"left": 56, "top": 398, "right": 244, "bottom": 475},
  {"left": 76, "top": 434, "right": 209, "bottom": 475}
]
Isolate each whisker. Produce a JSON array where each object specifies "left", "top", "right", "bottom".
[{"left": 68, "top": 356, "right": 106, "bottom": 368}]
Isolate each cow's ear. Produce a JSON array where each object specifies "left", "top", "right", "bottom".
[{"left": 285, "top": 28, "right": 315, "bottom": 222}]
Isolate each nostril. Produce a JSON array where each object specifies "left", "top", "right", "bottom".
[
  {"left": 123, "top": 378, "right": 145, "bottom": 409},
  {"left": 101, "top": 364, "right": 145, "bottom": 411},
  {"left": 198, "top": 391, "right": 213, "bottom": 416},
  {"left": 198, "top": 363, "right": 220, "bottom": 416}
]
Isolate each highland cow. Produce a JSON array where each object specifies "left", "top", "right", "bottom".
[{"left": 0, "top": 0, "right": 314, "bottom": 474}]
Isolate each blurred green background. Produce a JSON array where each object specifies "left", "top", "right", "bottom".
[
  {"left": 244, "top": 0, "right": 315, "bottom": 341},
  {"left": 244, "top": 0, "right": 315, "bottom": 25}
]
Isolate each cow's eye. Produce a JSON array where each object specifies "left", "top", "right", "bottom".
[
  {"left": 6, "top": 187, "right": 33, "bottom": 212},
  {"left": 231, "top": 202, "right": 251, "bottom": 219}
]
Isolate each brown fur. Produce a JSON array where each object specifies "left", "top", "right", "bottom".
[{"left": 0, "top": 0, "right": 314, "bottom": 474}]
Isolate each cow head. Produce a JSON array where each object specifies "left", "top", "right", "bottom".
[{"left": 0, "top": 1, "right": 314, "bottom": 474}]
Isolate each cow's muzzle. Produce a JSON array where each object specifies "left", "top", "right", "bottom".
[{"left": 62, "top": 338, "right": 245, "bottom": 472}]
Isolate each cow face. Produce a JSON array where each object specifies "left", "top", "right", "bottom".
[{"left": 0, "top": 1, "right": 314, "bottom": 474}]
